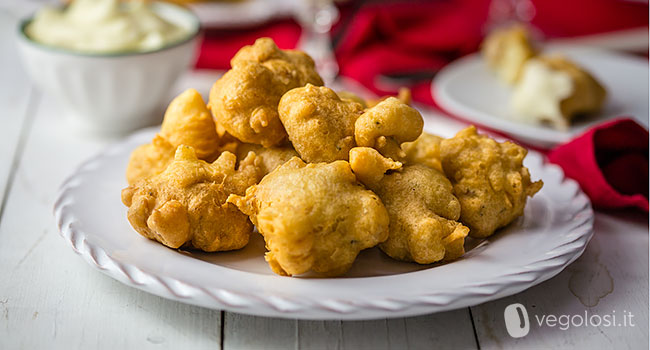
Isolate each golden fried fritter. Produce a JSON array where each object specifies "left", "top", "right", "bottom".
[
  {"left": 350, "top": 147, "right": 468, "bottom": 264},
  {"left": 482, "top": 25, "right": 537, "bottom": 84},
  {"left": 209, "top": 38, "right": 323, "bottom": 147},
  {"left": 440, "top": 126, "right": 543, "bottom": 238},
  {"left": 126, "top": 89, "right": 222, "bottom": 185},
  {"left": 355, "top": 97, "right": 423, "bottom": 161},
  {"left": 160, "top": 88, "right": 221, "bottom": 161},
  {"left": 228, "top": 157, "right": 389, "bottom": 277},
  {"left": 278, "top": 84, "right": 364, "bottom": 162},
  {"left": 234, "top": 142, "right": 299, "bottom": 177},
  {"left": 401, "top": 132, "right": 444, "bottom": 172},
  {"left": 126, "top": 134, "right": 176, "bottom": 185},
  {"left": 348, "top": 147, "right": 401, "bottom": 186},
  {"left": 121, "top": 146, "right": 260, "bottom": 252},
  {"left": 231, "top": 38, "right": 323, "bottom": 87}
]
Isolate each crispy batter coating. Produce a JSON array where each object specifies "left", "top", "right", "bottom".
[
  {"left": 350, "top": 148, "right": 468, "bottom": 264},
  {"left": 401, "top": 132, "right": 444, "bottom": 172},
  {"left": 126, "top": 134, "right": 176, "bottom": 185},
  {"left": 355, "top": 97, "right": 423, "bottom": 161},
  {"left": 126, "top": 89, "right": 221, "bottom": 185},
  {"left": 231, "top": 38, "right": 323, "bottom": 87},
  {"left": 234, "top": 142, "right": 299, "bottom": 177},
  {"left": 440, "top": 126, "right": 543, "bottom": 238},
  {"left": 121, "top": 146, "right": 260, "bottom": 252},
  {"left": 348, "top": 147, "right": 402, "bottom": 186},
  {"left": 209, "top": 38, "right": 323, "bottom": 147},
  {"left": 160, "top": 89, "right": 221, "bottom": 161},
  {"left": 278, "top": 84, "right": 364, "bottom": 162},
  {"left": 482, "top": 25, "right": 537, "bottom": 84},
  {"left": 228, "top": 157, "right": 389, "bottom": 276}
]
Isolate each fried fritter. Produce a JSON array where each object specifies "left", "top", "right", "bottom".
[
  {"left": 401, "top": 132, "right": 444, "bottom": 172},
  {"left": 209, "top": 38, "right": 323, "bottom": 147},
  {"left": 121, "top": 146, "right": 259, "bottom": 251},
  {"left": 350, "top": 147, "right": 468, "bottom": 264},
  {"left": 160, "top": 88, "right": 221, "bottom": 161},
  {"left": 126, "top": 89, "right": 221, "bottom": 185},
  {"left": 482, "top": 25, "right": 537, "bottom": 84},
  {"left": 278, "top": 84, "right": 364, "bottom": 162},
  {"left": 355, "top": 97, "right": 423, "bottom": 161},
  {"left": 126, "top": 134, "right": 176, "bottom": 185},
  {"left": 228, "top": 157, "right": 389, "bottom": 277},
  {"left": 440, "top": 126, "right": 543, "bottom": 238},
  {"left": 234, "top": 142, "right": 299, "bottom": 177}
]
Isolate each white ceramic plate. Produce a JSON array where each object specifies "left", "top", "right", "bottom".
[
  {"left": 432, "top": 47, "right": 649, "bottom": 148},
  {"left": 54, "top": 127, "right": 593, "bottom": 320}
]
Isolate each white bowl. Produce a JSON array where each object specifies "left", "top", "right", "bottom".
[{"left": 16, "top": 2, "right": 201, "bottom": 136}]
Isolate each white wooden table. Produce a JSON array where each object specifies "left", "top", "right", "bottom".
[{"left": 0, "top": 7, "right": 648, "bottom": 349}]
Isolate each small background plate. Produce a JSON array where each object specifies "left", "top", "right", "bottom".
[{"left": 432, "top": 47, "right": 649, "bottom": 148}]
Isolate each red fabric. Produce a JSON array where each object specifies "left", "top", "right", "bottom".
[
  {"left": 531, "top": 0, "right": 649, "bottom": 38},
  {"left": 547, "top": 119, "right": 649, "bottom": 211}
]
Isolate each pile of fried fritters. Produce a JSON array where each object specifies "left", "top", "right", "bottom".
[{"left": 121, "top": 38, "right": 543, "bottom": 277}]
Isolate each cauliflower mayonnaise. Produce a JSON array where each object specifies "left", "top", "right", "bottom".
[
  {"left": 510, "top": 59, "right": 574, "bottom": 130},
  {"left": 25, "top": 0, "right": 192, "bottom": 54}
]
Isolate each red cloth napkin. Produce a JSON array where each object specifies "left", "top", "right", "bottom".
[{"left": 548, "top": 119, "right": 649, "bottom": 211}]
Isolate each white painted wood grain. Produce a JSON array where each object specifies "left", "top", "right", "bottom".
[
  {"left": 223, "top": 309, "right": 478, "bottom": 350},
  {"left": 0, "top": 10, "right": 34, "bottom": 203},
  {"left": 471, "top": 211, "right": 649, "bottom": 349},
  {"left": 0, "top": 95, "right": 222, "bottom": 350}
]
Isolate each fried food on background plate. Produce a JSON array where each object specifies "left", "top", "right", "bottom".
[
  {"left": 401, "top": 132, "right": 444, "bottom": 172},
  {"left": 440, "top": 126, "right": 543, "bottom": 238},
  {"left": 122, "top": 146, "right": 260, "bottom": 252},
  {"left": 350, "top": 147, "right": 469, "bottom": 264},
  {"left": 126, "top": 89, "right": 221, "bottom": 184},
  {"left": 355, "top": 97, "right": 424, "bottom": 161},
  {"left": 511, "top": 55, "right": 607, "bottom": 130},
  {"left": 482, "top": 25, "right": 537, "bottom": 85},
  {"left": 278, "top": 84, "right": 364, "bottom": 162},
  {"left": 209, "top": 38, "right": 323, "bottom": 147},
  {"left": 227, "top": 157, "right": 390, "bottom": 277},
  {"left": 234, "top": 142, "right": 299, "bottom": 177}
]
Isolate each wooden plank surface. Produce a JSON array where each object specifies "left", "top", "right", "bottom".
[
  {"left": 471, "top": 211, "right": 648, "bottom": 349},
  {"left": 223, "top": 310, "right": 478, "bottom": 350},
  {"left": 0, "top": 4, "right": 648, "bottom": 348},
  {"left": 0, "top": 10, "right": 35, "bottom": 207},
  {"left": 0, "top": 93, "right": 222, "bottom": 350}
]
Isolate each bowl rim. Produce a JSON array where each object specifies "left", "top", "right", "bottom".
[{"left": 17, "top": 1, "right": 201, "bottom": 58}]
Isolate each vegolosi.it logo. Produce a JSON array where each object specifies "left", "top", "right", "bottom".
[
  {"left": 504, "top": 303, "right": 636, "bottom": 338},
  {"left": 504, "top": 303, "right": 530, "bottom": 338}
]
